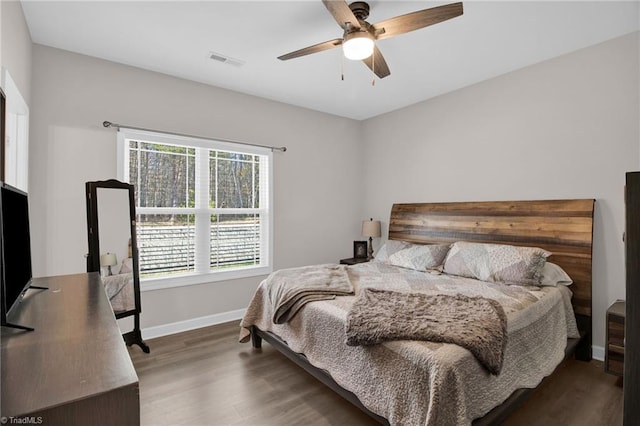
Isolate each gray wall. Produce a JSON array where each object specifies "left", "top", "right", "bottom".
[
  {"left": 0, "top": 0, "right": 32, "bottom": 105},
  {"left": 29, "top": 45, "right": 363, "bottom": 329},
  {"left": 361, "top": 32, "right": 640, "bottom": 351}
]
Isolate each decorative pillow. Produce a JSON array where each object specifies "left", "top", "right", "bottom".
[
  {"left": 373, "top": 240, "right": 411, "bottom": 263},
  {"left": 540, "top": 262, "right": 573, "bottom": 286},
  {"left": 119, "top": 257, "right": 133, "bottom": 274},
  {"left": 443, "top": 241, "right": 550, "bottom": 285},
  {"left": 388, "top": 244, "right": 451, "bottom": 271}
]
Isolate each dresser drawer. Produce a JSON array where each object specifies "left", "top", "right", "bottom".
[
  {"left": 608, "top": 315, "right": 625, "bottom": 347},
  {"left": 605, "top": 301, "right": 625, "bottom": 376}
]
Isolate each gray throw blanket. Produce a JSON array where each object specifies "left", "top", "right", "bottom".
[
  {"left": 268, "top": 264, "right": 353, "bottom": 324},
  {"left": 345, "top": 288, "right": 508, "bottom": 374}
]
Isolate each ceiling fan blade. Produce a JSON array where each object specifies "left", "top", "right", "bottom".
[
  {"left": 362, "top": 46, "right": 390, "bottom": 79},
  {"left": 322, "top": 0, "right": 361, "bottom": 31},
  {"left": 278, "top": 38, "right": 343, "bottom": 61},
  {"left": 373, "top": 2, "right": 463, "bottom": 41}
]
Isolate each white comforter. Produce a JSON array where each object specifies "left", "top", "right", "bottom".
[
  {"left": 240, "top": 262, "right": 579, "bottom": 426},
  {"left": 102, "top": 272, "right": 135, "bottom": 312}
]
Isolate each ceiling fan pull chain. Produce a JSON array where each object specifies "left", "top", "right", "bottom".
[
  {"left": 371, "top": 50, "right": 375, "bottom": 86},
  {"left": 341, "top": 52, "right": 345, "bottom": 81}
]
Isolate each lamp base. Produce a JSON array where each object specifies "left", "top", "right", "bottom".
[{"left": 367, "top": 237, "right": 374, "bottom": 260}]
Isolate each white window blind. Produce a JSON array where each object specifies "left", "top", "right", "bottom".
[{"left": 117, "top": 129, "right": 272, "bottom": 290}]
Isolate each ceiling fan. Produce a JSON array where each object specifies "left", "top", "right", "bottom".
[{"left": 277, "top": 1, "right": 464, "bottom": 79}]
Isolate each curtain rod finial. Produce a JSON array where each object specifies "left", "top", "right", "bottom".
[{"left": 103, "top": 121, "right": 112, "bottom": 128}]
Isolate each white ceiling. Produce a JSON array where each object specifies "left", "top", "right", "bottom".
[{"left": 21, "top": 1, "right": 640, "bottom": 120}]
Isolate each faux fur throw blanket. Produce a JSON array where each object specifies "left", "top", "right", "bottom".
[
  {"left": 345, "top": 288, "right": 508, "bottom": 375},
  {"left": 268, "top": 264, "right": 353, "bottom": 324}
]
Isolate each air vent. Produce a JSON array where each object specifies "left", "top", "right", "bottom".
[{"left": 208, "top": 51, "right": 245, "bottom": 68}]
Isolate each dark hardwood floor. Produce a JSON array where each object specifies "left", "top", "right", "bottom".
[{"left": 129, "top": 320, "right": 623, "bottom": 426}]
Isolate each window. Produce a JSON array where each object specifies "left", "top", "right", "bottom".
[{"left": 117, "top": 129, "right": 272, "bottom": 290}]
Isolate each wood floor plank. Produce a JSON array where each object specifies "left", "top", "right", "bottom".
[{"left": 129, "top": 320, "right": 623, "bottom": 425}]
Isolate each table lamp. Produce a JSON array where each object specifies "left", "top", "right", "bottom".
[
  {"left": 362, "top": 218, "right": 381, "bottom": 260},
  {"left": 100, "top": 253, "right": 118, "bottom": 276}
]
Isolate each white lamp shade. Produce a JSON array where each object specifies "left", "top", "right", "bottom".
[
  {"left": 343, "top": 31, "right": 375, "bottom": 60},
  {"left": 362, "top": 220, "right": 381, "bottom": 238},
  {"left": 100, "top": 253, "right": 118, "bottom": 267}
]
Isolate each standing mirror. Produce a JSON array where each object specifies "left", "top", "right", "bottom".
[{"left": 86, "top": 179, "right": 149, "bottom": 353}]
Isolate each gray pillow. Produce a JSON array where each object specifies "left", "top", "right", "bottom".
[{"left": 443, "top": 241, "right": 550, "bottom": 285}]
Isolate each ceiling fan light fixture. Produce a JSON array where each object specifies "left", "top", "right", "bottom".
[{"left": 342, "top": 30, "right": 374, "bottom": 60}]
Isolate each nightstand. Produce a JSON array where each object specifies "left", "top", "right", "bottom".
[
  {"left": 340, "top": 257, "right": 369, "bottom": 265},
  {"left": 605, "top": 300, "right": 625, "bottom": 376}
]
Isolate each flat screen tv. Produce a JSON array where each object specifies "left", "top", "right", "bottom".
[{"left": 0, "top": 182, "right": 35, "bottom": 330}]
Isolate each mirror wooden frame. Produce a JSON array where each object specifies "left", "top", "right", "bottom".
[
  {"left": 1, "top": 87, "right": 5, "bottom": 182},
  {"left": 85, "top": 179, "right": 149, "bottom": 353}
]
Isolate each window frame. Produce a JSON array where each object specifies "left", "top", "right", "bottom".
[{"left": 117, "top": 129, "right": 273, "bottom": 292}]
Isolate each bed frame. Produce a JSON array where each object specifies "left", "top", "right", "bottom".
[{"left": 251, "top": 199, "right": 595, "bottom": 425}]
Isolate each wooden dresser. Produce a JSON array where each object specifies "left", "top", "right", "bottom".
[
  {"left": 625, "top": 171, "right": 640, "bottom": 425},
  {"left": 1, "top": 273, "right": 139, "bottom": 425},
  {"left": 605, "top": 300, "right": 625, "bottom": 376}
]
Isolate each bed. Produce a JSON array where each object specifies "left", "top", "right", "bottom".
[
  {"left": 240, "top": 199, "right": 595, "bottom": 425},
  {"left": 101, "top": 257, "right": 135, "bottom": 313}
]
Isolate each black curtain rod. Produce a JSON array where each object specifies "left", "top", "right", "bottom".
[{"left": 102, "top": 121, "right": 287, "bottom": 152}]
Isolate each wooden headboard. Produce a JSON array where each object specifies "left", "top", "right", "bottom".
[{"left": 389, "top": 199, "right": 595, "bottom": 320}]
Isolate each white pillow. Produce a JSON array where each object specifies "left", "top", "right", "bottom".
[
  {"left": 119, "top": 257, "right": 133, "bottom": 274},
  {"left": 540, "top": 262, "right": 573, "bottom": 286},
  {"left": 388, "top": 244, "right": 451, "bottom": 271},
  {"left": 373, "top": 240, "right": 411, "bottom": 263},
  {"left": 442, "top": 241, "right": 550, "bottom": 286}
]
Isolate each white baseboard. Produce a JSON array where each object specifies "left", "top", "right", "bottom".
[
  {"left": 141, "top": 308, "right": 246, "bottom": 340},
  {"left": 592, "top": 345, "right": 604, "bottom": 361}
]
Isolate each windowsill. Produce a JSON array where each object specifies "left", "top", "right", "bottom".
[{"left": 140, "top": 265, "right": 272, "bottom": 292}]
